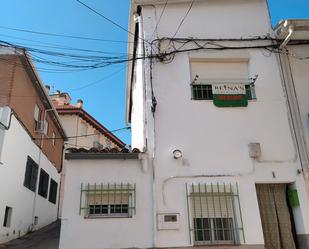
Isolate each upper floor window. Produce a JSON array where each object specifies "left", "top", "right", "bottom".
[
  {"left": 190, "top": 60, "right": 256, "bottom": 101},
  {"left": 34, "top": 104, "right": 42, "bottom": 131},
  {"left": 24, "top": 156, "right": 39, "bottom": 192},
  {"left": 80, "top": 121, "right": 87, "bottom": 136},
  {"left": 191, "top": 84, "right": 255, "bottom": 100},
  {"left": 52, "top": 132, "right": 56, "bottom": 146}
]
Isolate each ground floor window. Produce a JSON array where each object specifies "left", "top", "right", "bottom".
[
  {"left": 186, "top": 183, "right": 244, "bottom": 245},
  {"left": 80, "top": 183, "right": 136, "bottom": 218}
]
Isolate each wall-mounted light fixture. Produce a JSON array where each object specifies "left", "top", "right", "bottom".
[{"left": 173, "top": 149, "right": 182, "bottom": 159}]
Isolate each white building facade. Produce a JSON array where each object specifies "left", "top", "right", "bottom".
[
  {"left": 126, "top": 0, "right": 309, "bottom": 248},
  {"left": 274, "top": 19, "right": 309, "bottom": 248},
  {"left": 0, "top": 112, "right": 60, "bottom": 243},
  {"left": 59, "top": 150, "right": 152, "bottom": 249},
  {"left": 59, "top": 1, "right": 309, "bottom": 249},
  {"left": 0, "top": 49, "right": 66, "bottom": 244}
]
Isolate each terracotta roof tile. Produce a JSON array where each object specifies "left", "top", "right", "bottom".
[{"left": 66, "top": 147, "right": 140, "bottom": 154}]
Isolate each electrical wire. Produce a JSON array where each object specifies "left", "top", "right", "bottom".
[
  {"left": 150, "top": 0, "right": 169, "bottom": 39},
  {"left": 170, "top": 0, "right": 195, "bottom": 39},
  {"left": 67, "top": 67, "right": 125, "bottom": 92},
  {"left": 34, "top": 126, "right": 131, "bottom": 140},
  {"left": 76, "top": 0, "right": 145, "bottom": 43},
  {"left": 0, "top": 25, "right": 131, "bottom": 44}
]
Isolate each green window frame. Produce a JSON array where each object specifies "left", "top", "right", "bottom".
[
  {"left": 186, "top": 183, "right": 245, "bottom": 245},
  {"left": 80, "top": 183, "right": 136, "bottom": 218}
]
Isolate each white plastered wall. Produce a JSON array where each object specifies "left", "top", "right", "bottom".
[
  {"left": 59, "top": 158, "right": 153, "bottom": 249},
  {"left": 127, "top": 0, "right": 309, "bottom": 247},
  {"left": 0, "top": 115, "right": 60, "bottom": 243}
]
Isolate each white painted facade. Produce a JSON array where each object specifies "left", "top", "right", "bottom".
[
  {"left": 59, "top": 2, "right": 309, "bottom": 249},
  {"left": 274, "top": 21, "right": 309, "bottom": 248},
  {"left": 0, "top": 111, "right": 60, "bottom": 243},
  {"left": 128, "top": 0, "right": 309, "bottom": 248},
  {"left": 59, "top": 156, "right": 153, "bottom": 249},
  {"left": 59, "top": 114, "right": 118, "bottom": 149}
]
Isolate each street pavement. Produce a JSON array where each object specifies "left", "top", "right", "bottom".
[{"left": 0, "top": 221, "right": 60, "bottom": 249}]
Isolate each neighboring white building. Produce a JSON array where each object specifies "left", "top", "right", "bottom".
[
  {"left": 50, "top": 91, "right": 126, "bottom": 218},
  {"left": 59, "top": 148, "right": 152, "bottom": 249},
  {"left": 274, "top": 19, "right": 309, "bottom": 248},
  {"left": 0, "top": 48, "right": 66, "bottom": 243},
  {"left": 50, "top": 91, "right": 125, "bottom": 150},
  {"left": 59, "top": 1, "right": 309, "bottom": 249}
]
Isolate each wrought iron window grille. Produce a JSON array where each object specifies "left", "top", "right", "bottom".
[
  {"left": 186, "top": 183, "right": 245, "bottom": 245},
  {"left": 191, "top": 77, "right": 257, "bottom": 101},
  {"left": 79, "top": 183, "right": 136, "bottom": 218}
]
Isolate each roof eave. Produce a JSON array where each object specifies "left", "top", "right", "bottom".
[{"left": 22, "top": 52, "right": 68, "bottom": 140}]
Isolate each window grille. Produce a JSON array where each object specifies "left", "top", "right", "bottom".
[
  {"left": 80, "top": 183, "right": 136, "bottom": 218},
  {"left": 186, "top": 183, "right": 245, "bottom": 245},
  {"left": 191, "top": 84, "right": 255, "bottom": 101}
]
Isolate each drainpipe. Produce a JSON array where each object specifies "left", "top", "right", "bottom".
[
  {"left": 279, "top": 22, "right": 294, "bottom": 50},
  {"left": 277, "top": 23, "right": 309, "bottom": 177}
]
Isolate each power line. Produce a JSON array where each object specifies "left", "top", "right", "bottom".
[
  {"left": 76, "top": 0, "right": 136, "bottom": 38},
  {"left": 34, "top": 126, "right": 131, "bottom": 140},
  {"left": 170, "top": 0, "right": 195, "bottom": 39},
  {"left": 0, "top": 25, "right": 131, "bottom": 44},
  {"left": 0, "top": 33, "right": 130, "bottom": 55},
  {"left": 67, "top": 67, "right": 125, "bottom": 92},
  {"left": 151, "top": 0, "right": 169, "bottom": 39}
]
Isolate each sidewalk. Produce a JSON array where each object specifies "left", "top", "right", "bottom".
[{"left": 0, "top": 221, "right": 60, "bottom": 249}]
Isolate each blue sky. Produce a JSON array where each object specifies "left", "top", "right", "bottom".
[{"left": 0, "top": 0, "right": 308, "bottom": 145}]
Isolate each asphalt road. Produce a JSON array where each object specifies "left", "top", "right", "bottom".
[{"left": 0, "top": 221, "right": 60, "bottom": 249}]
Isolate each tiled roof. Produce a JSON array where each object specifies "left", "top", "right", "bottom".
[
  {"left": 52, "top": 102, "right": 125, "bottom": 148},
  {"left": 66, "top": 147, "right": 140, "bottom": 153},
  {"left": 65, "top": 147, "right": 141, "bottom": 160}
]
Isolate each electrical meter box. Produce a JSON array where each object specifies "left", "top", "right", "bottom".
[{"left": 157, "top": 213, "right": 180, "bottom": 230}]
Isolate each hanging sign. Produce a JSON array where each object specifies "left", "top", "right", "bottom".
[{"left": 212, "top": 83, "right": 248, "bottom": 107}]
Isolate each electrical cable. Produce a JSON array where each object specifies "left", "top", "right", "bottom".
[
  {"left": 169, "top": 0, "right": 195, "bottom": 41},
  {"left": 76, "top": 0, "right": 147, "bottom": 44},
  {"left": 67, "top": 67, "right": 125, "bottom": 92},
  {"left": 0, "top": 25, "right": 131, "bottom": 44},
  {"left": 150, "top": 0, "right": 169, "bottom": 39},
  {"left": 34, "top": 126, "right": 131, "bottom": 140}
]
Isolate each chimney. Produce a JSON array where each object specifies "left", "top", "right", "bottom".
[
  {"left": 56, "top": 90, "right": 61, "bottom": 95},
  {"left": 45, "top": 85, "right": 50, "bottom": 94},
  {"left": 76, "top": 99, "right": 83, "bottom": 108}
]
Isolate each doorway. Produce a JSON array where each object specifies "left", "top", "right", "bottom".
[{"left": 256, "top": 184, "right": 297, "bottom": 249}]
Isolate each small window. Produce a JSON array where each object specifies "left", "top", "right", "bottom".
[
  {"left": 105, "top": 139, "right": 111, "bottom": 148},
  {"left": 80, "top": 183, "right": 136, "bottom": 218},
  {"left": 34, "top": 105, "right": 42, "bottom": 131},
  {"left": 43, "top": 119, "right": 49, "bottom": 135},
  {"left": 52, "top": 132, "right": 56, "bottom": 146},
  {"left": 24, "top": 156, "right": 39, "bottom": 192},
  {"left": 187, "top": 183, "right": 244, "bottom": 245},
  {"left": 3, "top": 206, "right": 12, "bottom": 227},
  {"left": 191, "top": 84, "right": 255, "bottom": 100},
  {"left": 38, "top": 169, "right": 49, "bottom": 198},
  {"left": 94, "top": 131, "right": 100, "bottom": 143},
  {"left": 49, "top": 179, "right": 58, "bottom": 204},
  {"left": 79, "top": 121, "right": 87, "bottom": 136}
]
